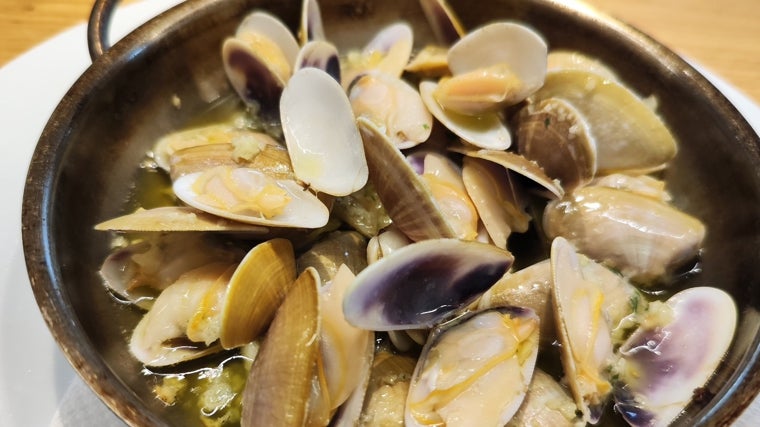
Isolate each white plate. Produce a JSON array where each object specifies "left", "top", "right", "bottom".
[{"left": 1, "top": 1, "right": 758, "bottom": 426}]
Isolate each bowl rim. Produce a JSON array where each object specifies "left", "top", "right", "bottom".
[{"left": 20, "top": 0, "right": 760, "bottom": 425}]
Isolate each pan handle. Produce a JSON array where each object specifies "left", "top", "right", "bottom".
[{"left": 87, "top": 0, "right": 121, "bottom": 60}]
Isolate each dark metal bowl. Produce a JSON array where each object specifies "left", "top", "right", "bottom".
[{"left": 21, "top": 0, "right": 760, "bottom": 425}]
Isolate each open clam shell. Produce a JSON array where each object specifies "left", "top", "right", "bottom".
[
  {"left": 219, "top": 238, "right": 297, "bottom": 349},
  {"left": 173, "top": 166, "right": 330, "bottom": 228},
  {"left": 357, "top": 117, "right": 456, "bottom": 242},
  {"left": 222, "top": 37, "right": 288, "bottom": 116},
  {"left": 349, "top": 72, "right": 433, "bottom": 150},
  {"left": 128, "top": 262, "right": 232, "bottom": 367},
  {"left": 420, "top": 80, "right": 512, "bottom": 150},
  {"left": 94, "top": 206, "right": 268, "bottom": 233},
  {"left": 297, "top": 230, "right": 368, "bottom": 280},
  {"left": 462, "top": 156, "right": 527, "bottom": 248},
  {"left": 550, "top": 236, "right": 615, "bottom": 423},
  {"left": 294, "top": 40, "right": 341, "bottom": 82},
  {"left": 447, "top": 21, "right": 548, "bottom": 107},
  {"left": 612, "top": 287, "right": 737, "bottom": 427},
  {"left": 319, "top": 264, "right": 374, "bottom": 411},
  {"left": 281, "top": 67, "right": 368, "bottom": 197},
  {"left": 241, "top": 267, "right": 320, "bottom": 427},
  {"left": 343, "top": 238, "right": 513, "bottom": 330},
  {"left": 413, "top": 151, "right": 480, "bottom": 240},
  {"left": 547, "top": 50, "right": 619, "bottom": 81},
  {"left": 342, "top": 22, "right": 414, "bottom": 88},
  {"left": 516, "top": 97, "right": 597, "bottom": 192},
  {"left": 236, "top": 11, "right": 300, "bottom": 67},
  {"left": 406, "top": 307, "right": 540, "bottom": 427},
  {"left": 98, "top": 232, "right": 247, "bottom": 307},
  {"left": 478, "top": 259, "right": 556, "bottom": 346},
  {"left": 530, "top": 70, "right": 677, "bottom": 174},
  {"left": 359, "top": 349, "right": 417, "bottom": 425},
  {"left": 454, "top": 146, "right": 564, "bottom": 199}
]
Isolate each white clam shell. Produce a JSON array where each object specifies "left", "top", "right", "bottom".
[
  {"left": 447, "top": 21, "right": 548, "bottom": 103},
  {"left": 406, "top": 308, "right": 540, "bottom": 427},
  {"left": 173, "top": 167, "right": 329, "bottom": 228},
  {"left": 349, "top": 72, "right": 433, "bottom": 149},
  {"left": 281, "top": 68, "right": 368, "bottom": 196},
  {"left": 614, "top": 286, "right": 737, "bottom": 427},
  {"left": 420, "top": 80, "right": 512, "bottom": 150},
  {"left": 550, "top": 236, "right": 614, "bottom": 423},
  {"left": 236, "top": 11, "right": 300, "bottom": 67}
]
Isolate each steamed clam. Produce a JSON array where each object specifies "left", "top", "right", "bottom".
[
  {"left": 543, "top": 185, "right": 706, "bottom": 285},
  {"left": 406, "top": 307, "right": 541, "bottom": 427},
  {"left": 612, "top": 287, "right": 737, "bottom": 427},
  {"left": 93, "top": 1, "right": 737, "bottom": 426}
]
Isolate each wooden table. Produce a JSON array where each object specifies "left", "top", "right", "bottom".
[{"left": 1, "top": 0, "right": 758, "bottom": 102}]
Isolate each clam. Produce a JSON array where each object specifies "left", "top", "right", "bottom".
[
  {"left": 151, "top": 119, "right": 270, "bottom": 173},
  {"left": 173, "top": 165, "right": 330, "bottom": 228},
  {"left": 442, "top": 21, "right": 548, "bottom": 113},
  {"left": 241, "top": 267, "right": 320, "bottom": 427},
  {"left": 343, "top": 238, "right": 513, "bottom": 331},
  {"left": 405, "top": 307, "right": 540, "bottom": 427},
  {"left": 280, "top": 67, "right": 368, "bottom": 197},
  {"left": 349, "top": 72, "right": 433, "bottom": 150},
  {"left": 419, "top": 80, "right": 512, "bottom": 150},
  {"left": 516, "top": 97, "right": 597, "bottom": 191},
  {"left": 461, "top": 155, "right": 529, "bottom": 248},
  {"left": 341, "top": 22, "right": 414, "bottom": 88},
  {"left": 530, "top": 70, "right": 677, "bottom": 174},
  {"left": 550, "top": 237, "right": 616, "bottom": 423},
  {"left": 357, "top": 117, "right": 456, "bottom": 242},
  {"left": 412, "top": 151, "right": 480, "bottom": 240},
  {"left": 98, "top": 232, "right": 247, "bottom": 307},
  {"left": 219, "top": 238, "right": 297, "bottom": 349},
  {"left": 329, "top": 332, "right": 375, "bottom": 426},
  {"left": 454, "top": 146, "right": 564, "bottom": 199},
  {"left": 129, "top": 262, "right": 232, "bottom": 367},
  {"left": 294, "top": 40, "right": 341, "bottom": 82},
  {"left": 236, "top": 11, "right": 300, "bottom": 67},
  {"left": 165, "top": 134, "right": 292, "bottom": 181},
  {"left": 478, "top": 259, "right": 556, "bottom": 345},
  {"left": 543, "top": 186, "right": 705, "bottom": 285},
  {"left": 128, "top": 238, "right": 299, "bottom": 366},
  {"left": 507, "top": 369, "right": 584, "bottom": 427},
  {"left": 612, "top": 287, "right": 737, "bottom": 427},
  {"left": 222, "top": 12, "right": 299, "bottom": 117},
  {"left": 152, "top": 119, "right": 294, "bottom": 181},
  {"left": 319, "top": 265, "right": 375, "bottom": 412},
  {"left": 366, "top": 226, "right": 411, "bottom": 265},
  {"left": 94, "top": 206, "right": 268, "bottom": 233}
]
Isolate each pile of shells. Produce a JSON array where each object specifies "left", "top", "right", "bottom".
[{"left": 94, "top": 0, "right": 736, "bottom": 426}]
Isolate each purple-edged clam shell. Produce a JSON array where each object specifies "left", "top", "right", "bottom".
[
  {"left": 613, "top": 286, "right": 737, "bottom": 427},
  {"left": 295, "top": 40, "right": 341, "bottom": 83},
  {"left": 343, "top": 238, "right": 513, "bottom": 330}
]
